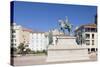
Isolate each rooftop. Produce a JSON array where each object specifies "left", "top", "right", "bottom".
[
  {"left": 75, "top": 23, "right": 97, "bottom": 32},
  {"left": 22, "top": 28, "right": 33, "bottom": 33}
]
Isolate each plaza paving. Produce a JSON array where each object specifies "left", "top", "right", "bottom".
[
  {"left": 13, "top": 55, "right": 47, "bottom": 66},
  {"left": 13, "top": 52, "right": 97, "bottom": 66}
]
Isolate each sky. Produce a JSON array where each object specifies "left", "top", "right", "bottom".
[{"left": 13, "top": 1, "right": 97, "bottom": 32}]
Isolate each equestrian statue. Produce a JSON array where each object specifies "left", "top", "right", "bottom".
[{"left": 58, "top": 16, "right": 73, "bottom": 35}]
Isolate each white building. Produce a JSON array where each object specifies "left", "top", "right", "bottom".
[
  {"left": 11, "top": 23, "right": 22, "bottom": 47},
  {"left": 29, "top": 32, "right": 49, "bottom": 51},
  {"left": 75, "top": 23, "right": 97, "bottom": 52},
  {"left": 28, "top": 29, "right": 64, "bottom": 52}
]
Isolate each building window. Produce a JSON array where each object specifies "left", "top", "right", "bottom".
[
  {"left": 85, "top": 34, "right": 90, "bottom": 39},
  {"left": 85, "top": 40, "right": 90, "bottom": 45},
  {"left": 11, "top": 39, "right": 13, "bottom": 42},
  {"left": 85, "top": 28, "right": 90, "bottom": 32},
  {"left": 12, "top": 30, "right": 16, "bottom": 33},
  {"left": 92, "top": 34, "right": 94, "bottom": 39},
  {"left": 91, "top": 48, "right": 95, "bottom": 52},
  {"left": 12, "top": 35, "right": 16, "bottom": 38},
  {"left": 92, "top": 40, "right": 94, "bottom": 45},
  {"left": 14, "top": 39, "right": 16, "bottom": 42},
  {"left": 91, "top": 28, "right": 96, "bottom": 32},
  {"left": 96, "top": 48, "right": 98, "bottom": 51}
]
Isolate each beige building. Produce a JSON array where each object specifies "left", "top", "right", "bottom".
[
  {"left": 21, "top": 28, "right": 32, "bottom": 46},
  {"left": 11, "top": 23, "right": 32, "bottom": 48},
  {"left": 75, "top": 23, "right": 97, "bottom": 52}
]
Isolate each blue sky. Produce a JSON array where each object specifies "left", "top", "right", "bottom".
[{"left": 13, "top": 1, "right": 97, "bottom": 32}]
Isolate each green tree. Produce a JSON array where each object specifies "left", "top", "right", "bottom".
[
  {"left": 25, "top": 48, "right": 31, "bottom": 54},
  {"left": 48, "top": 31, "right": 53, "bottom": 45},
  {"left": 17, "top": 43, "right": 28, "bottom": 55}
]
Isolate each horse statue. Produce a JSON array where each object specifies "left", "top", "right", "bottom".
[{"left": 58, "top": 16, "right": 73, "bottom": 35}]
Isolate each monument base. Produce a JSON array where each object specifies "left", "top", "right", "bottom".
[
  {"left": 47, "top": 35, "right": 90, "bottom": 62},
  {"left": 47, "top": 49, "right": 89, "bottom": 62}
]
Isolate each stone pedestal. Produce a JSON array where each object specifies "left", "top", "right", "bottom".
[{"left": 47, "top": 35, "right": 90, "bottom": 62}]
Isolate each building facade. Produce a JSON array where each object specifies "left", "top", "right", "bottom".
[
  {"left": 11, "top": 23, "right": 32, "bottom": 48},
  {"left": 11, "top": 23, "right": 49, "bottom": 52},
  {"left": 11, "top": 23, "right": 22, "bottom": 48},
  {"left": 75, "top": 24, "right": 97, "bottom": 52},
  {"left": 21, "top": 28, "right": 32, "bottom": 47},
  {"left": 29, "top": 32, "right": 49, "bottom": 51}
]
